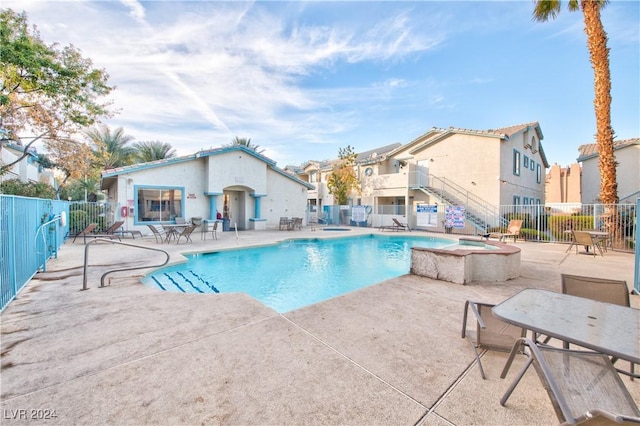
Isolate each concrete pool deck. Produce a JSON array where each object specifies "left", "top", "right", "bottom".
[{"left": 1, "top": 227, "right": 638, "bottom": 425}]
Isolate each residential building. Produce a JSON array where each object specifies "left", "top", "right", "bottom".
[
  {"left": 0, "top": 142, "right": 55, "bottom": 187},
  {"left": 545, "top": 163, "right": 582, "bottom": 203},
  {"left": 295, "top": 122, "right": 549, "bottom": 233},
  {"left": 100, "top": 146, "right": 314, "bottom": 233},
  {"left": 577, "top": 138, "right": 640, "bottom": 203}
]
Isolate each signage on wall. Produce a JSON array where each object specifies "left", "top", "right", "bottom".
[
  {"left": 445, "top": 205, "right": 466, "bottom": 229},
  {"left": 187, "top": 193, "right": 196, "bottom": 199},
  {"left": 416, "top": 204, "right": 438, "bottom": 227}
]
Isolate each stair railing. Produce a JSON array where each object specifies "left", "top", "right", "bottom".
[{"left": 82, "top": 238, "right": 170, "bottom": 290}]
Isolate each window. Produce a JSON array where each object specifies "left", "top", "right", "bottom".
[
  {"left": 136, "top": 186, "right": 183, "bottom": 222},
  {"left": 530, "top": 159, "right": 535, "bottom": 171},
  {"left": 536, "top": 164, "right": 541, "bottom": 183},
  {"left": 524, "top": 156, "right": 529, "bottom": 169},
  {"left": 523, "top": 197, "right": 528, "bottom": 204},
  {"left": 513, "top": 196, "right": 521, "bottom": 205},
  {"left": 513, "top": 150, "right": 521, "bottom": 176}
]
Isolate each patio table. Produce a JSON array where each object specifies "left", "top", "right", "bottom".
[
  {"left": 492, "top": 288, "right": 640, "bottom": 365},
  {"left": 162, "top": 224, "right": 188, "bottom": 242}
]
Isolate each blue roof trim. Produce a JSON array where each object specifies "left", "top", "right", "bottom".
[
  {"left": 101, "top": 145, "right": 313, "bottom": 189},
  {"left": 270, "top": 165, "right": 315, "bottom": 189}
]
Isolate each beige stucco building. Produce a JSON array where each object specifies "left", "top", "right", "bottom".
[
  {"left": 294, "top": 122, "right": 550, "bottom": 233},
  {"left": 545, "top": 163, "right": 582, "bottom": 204},
  {"left": 100, "top": 146, "right": 313, "bottom": 233},
  {"left": 0, "top": 142, "right": 55, "bottom": 187},
  {"left": 577, "top": 138, "right": 639, "bottom": 203}
]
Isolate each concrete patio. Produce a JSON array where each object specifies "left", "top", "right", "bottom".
[{"left": 1, "top": 227, "right": 638, "bottom": 425}]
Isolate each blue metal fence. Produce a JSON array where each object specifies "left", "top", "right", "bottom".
[{"left": 0, "top": 195, "right": 68, "bottom": 312}]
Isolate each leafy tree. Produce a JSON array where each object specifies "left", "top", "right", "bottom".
[
  {"left": 0, "top": 9, "right": 114, "bottom": 176},
  {"left": 226, "top": 136, "right": 265, "bottom": 154},
  {"left": 326, "top": 145, "right": 360, "bottom": 205},
  {"left": 85, "top": 124, "right": 136, "bottom": 170},
  {"left": 133, "top": 141, "right": 176, "bottom": 163},
  {"left": 533, "top": 0, "right": 617, "bottom": 204}
]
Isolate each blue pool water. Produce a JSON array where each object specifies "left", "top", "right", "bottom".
[{"left": 142, "top": 234, "right": 456, "bottom": 313}]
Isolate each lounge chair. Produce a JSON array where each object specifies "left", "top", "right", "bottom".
[
  {"left": 561, "top": 274, "right": 635, "bottom": 379},
  {"left": 175, "top": 224, "right": 197, "bottom": 244},
  {"left": 147, "top": 224, "right": 167, "bottom": 243},
  {"left": 392, "top": 218, "right": 410, "bottom": 231},
  {"left": 461, "top": 300, "right": 526, "bottom": 379},
  {"left": 488, "top": 219, "right": 522, "bottom": 242},
  {"left": 500, "top": 338, "right": 640, "bottom": 424},
  {"left": 72, "top": 223, "right": 98, "bottom": 243},
  {"left": 98, "top": 221, "right": 124, "bottom": 241},
  {"left": 72, "top": 223, "right": 117, "bottom": 243},
  {"left": 567, "top": 230, "right": 603, "bottom": 257}
]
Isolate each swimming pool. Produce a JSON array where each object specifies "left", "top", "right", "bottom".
[{"left": 142, "top": 234, "right": 456, "bottom": 313}]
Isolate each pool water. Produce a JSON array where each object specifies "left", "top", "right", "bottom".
[{"left": 142, "top": 234, "right": 455, "bottom": 313}]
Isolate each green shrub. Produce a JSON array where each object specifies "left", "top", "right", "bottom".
[
  {"left": 69, "top": 210, "right": 88, "bottom": 233},
  {"left": 0, "top": 179, "right": 56, "bottom": 199}
]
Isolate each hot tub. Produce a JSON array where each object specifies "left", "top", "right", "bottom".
[{"left": 410, "top": 237, "right": 520, "bottom": 284}]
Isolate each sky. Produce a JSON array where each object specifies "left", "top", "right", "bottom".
[{"left": 6, "top": 0, "right": 640, "bottom": 169}]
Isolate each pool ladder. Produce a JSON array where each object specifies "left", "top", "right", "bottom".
[{"left": 82, "top": 238, "right": 170, "bottom": 290}]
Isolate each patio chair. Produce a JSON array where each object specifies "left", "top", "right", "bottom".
[
  {"left": 567, "top": 230, "right": 603, "bottom": 257},
  {"left": 147, "top": 224, "right": 167, "bottom": 243},
  {"left": 461, "top": 300, "right": 526, "bottom": 379},
  {"left": 201, "top": 220, "right": 218, "bottom": 240},
  {"left": 392, "top": 218, "right": 410, "bottom": 231},
  {"left": 175, "top": 224, "right": 197, "bottom": 244},
  {"left": 500, "top": 338, "right": 640, "bottom": 424},
  {"left": 488, "top": 219, "right": 522, "bottom": 242},
  {"left": 561, "top": 274, "right": 635, "bottom": 379},
  {"left": 292, "top": 217, "right": 303, "bottom": 230},
  {"left": 279, "top": 217, "right": 291, "bottom": 230}
]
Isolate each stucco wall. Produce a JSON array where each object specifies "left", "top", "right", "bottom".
[{"left": 103, "top": 150, "right": 310, "bottom": 233}]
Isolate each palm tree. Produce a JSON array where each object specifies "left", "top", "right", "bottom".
[
  {"left": 133, "top": 141, "right": 177, "bottom": 163},
  {"left": 85, "top": 124, "right": 136, "bottom": 170},
  {"left": 533, "top": 0, "right": 617, "bottom": 204},
  {"left": 227, "top": 136, "right": 265, "bottom": 154}
]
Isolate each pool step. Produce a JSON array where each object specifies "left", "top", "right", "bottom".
[{"left": 150, "top": 271, "right": 219, "bottom": 293}]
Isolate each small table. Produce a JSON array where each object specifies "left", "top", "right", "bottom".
[
  {"left": 162, "top": 224, "right": 188, "bottom": 242},
  {"left": 492, "top": 288, "right": 640, "bottom": 364}
]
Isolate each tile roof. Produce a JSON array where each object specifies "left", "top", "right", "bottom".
[{"left": 577, "top": 138, "right": 639, "bottom": 160}]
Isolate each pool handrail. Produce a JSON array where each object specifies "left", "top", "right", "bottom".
[{"left": 82, "top": 238, "right": 170, "bottom": 290}]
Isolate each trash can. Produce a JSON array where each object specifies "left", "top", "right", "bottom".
[{"left": 222, "top": 218, "right": 230, "bottom": 231}]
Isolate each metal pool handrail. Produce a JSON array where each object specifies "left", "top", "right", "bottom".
[{"left": 82, "top": 238, "right": 170, "bottom": 290}]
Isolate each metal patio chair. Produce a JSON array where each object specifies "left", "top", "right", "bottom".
[
  {"left": 175, "top": 224, "right": 197, "bottom": 244},
  {"left": 461, "top": 300, "right": 526, "bottom": 379},
  {"left": 500, "top": 338, "right": 640, "bottom": 424},
  {"left": 561, "top": 274, "right": 635, "bottom": 380},
  {"left": 147, "top": 224, "right": 167, "bottom": 243},
  {"left": 566, "top": 230, "right": 603, "bottom": 257}
]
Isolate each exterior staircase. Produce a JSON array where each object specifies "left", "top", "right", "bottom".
[{"left": 409, "top": 172, "right": 506, "bottom": 233}]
